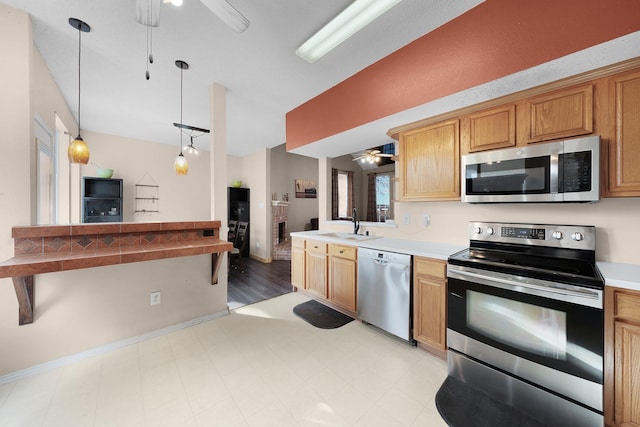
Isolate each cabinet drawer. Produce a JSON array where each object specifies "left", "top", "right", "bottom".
[
  {"left": 614, "top": 290, "right": 640, "bottom": 323},
  {"left": 414, "top": 257, "right": 446, "bottom": 279},
  {"left": 307, "top": 240, "right": 327, "bottom": 254},
  {"left": 292, "top": 238, "right": 305, "bottom": 249},
  {"left": 329, "top": 244, "right": 357, "bottom": 260}
]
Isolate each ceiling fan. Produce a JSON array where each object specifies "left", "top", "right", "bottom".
[{"left": 352, "top": 149, "right": 394, "bottom": 164}]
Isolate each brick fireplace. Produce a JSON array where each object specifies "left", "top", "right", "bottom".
[{"left": 272, "top": 201, "right": 291, "bottom": 261}]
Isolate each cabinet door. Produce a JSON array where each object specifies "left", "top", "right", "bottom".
[
  {"left": 306, "top": 241, "right": 327, "bottom": 298},
  {"left": 614, "top": 321, "right": 640, "bottom": 427},
  {"left": 520, "top": 84, "right": 593, "bottom": 143},
  {"left": 608, "top": 70, "right": 640, "bottom": 197},
  {"left": 413, "top": 258, "right": 447, "bottom": 352},
  {"left": 328, "top": 245, "right": 357, "bottom": 313},
  {"left": 399, "top": 119, "right": 460, "bottom": 201},
  {"left": 291, "top": 238, "right": 305, "bottom": 289},
  {"left": 466, "top": 104, "right": 516, "bottom": 152}
]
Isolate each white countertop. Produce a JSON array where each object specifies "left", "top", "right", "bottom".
[
  {"left": 290, "top": 231, "right": 465, "bottom": 261},
  {"left": 597, "top": 262, "right": 640, "bottom": 292},
  {"left": 291, "top": 231, "right": 640, "bottom": 291}
]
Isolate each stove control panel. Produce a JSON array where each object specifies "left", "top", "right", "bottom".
[
  {"left": 501, "top": 226, "right": 545, "bottom": 240},
  {"left": 469, "top": 221, "right": 596, "bottom": 250}
]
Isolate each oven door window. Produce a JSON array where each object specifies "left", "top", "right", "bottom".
[
  {"left": 468, "top": 291, "right": 567, "bottom": 359},
  {"left": 448, "top": 278, "right": 603, "bottom": 383},
  {"left": 465, "top": 155, "right": 549, "bottom": 195}
]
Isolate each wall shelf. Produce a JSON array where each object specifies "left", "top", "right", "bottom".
[{"left": 134, "top": 184, "right": 159, "bottom": 215}]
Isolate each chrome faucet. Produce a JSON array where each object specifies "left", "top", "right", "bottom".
[{"left": 352, "top": 208, "right": 360, "bottom": 235}]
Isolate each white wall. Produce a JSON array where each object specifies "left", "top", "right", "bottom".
[
  {"left": 270, "top": 144, "right": 319, "bottom": 233},
  {"left": 322, "top": 197, "right": 640, "bottom": 265},
  {"left": 82, "top": 130, "right": 211, "bottom": 222},
  {"left": 243, "top": 148, "right": 270, "bottom": 261},
  {"left": 0, "top": 6, "right": 227, "bottom": 376}
]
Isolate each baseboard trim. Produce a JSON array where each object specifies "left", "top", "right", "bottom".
[
  {"left": 250, "top": 254, "right": 272, "bottom": 263},
  {"left": 0, "top": 309, "right": 229, "bottom": 385}
]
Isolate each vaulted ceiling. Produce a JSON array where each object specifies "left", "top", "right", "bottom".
[{"left": 2, "top": 0, "right": 485, "bottom": 156}]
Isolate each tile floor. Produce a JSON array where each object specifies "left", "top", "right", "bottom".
[{"left": 0, "top": 293, "right": 449, "bottom": 426}]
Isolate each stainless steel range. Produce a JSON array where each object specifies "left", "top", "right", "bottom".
[{"left": 447, "top": 222, "right": 604, "bottom": 427}]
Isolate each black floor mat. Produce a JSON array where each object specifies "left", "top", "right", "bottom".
[{"left": 293, "top": 299, "right": 354, "bottom": 329}]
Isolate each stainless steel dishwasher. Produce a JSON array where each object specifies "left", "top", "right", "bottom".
[{"left": 357, "top": 248, "right": 413, "bottom": 343}]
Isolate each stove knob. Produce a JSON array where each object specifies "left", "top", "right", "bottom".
[
  {"left": 552, "top": 231, "right": 563, "bottom": 240},
  {"left": 486, "top": 227, "right": 495, "bottom": 235},
  {"left": 474, "top": 227, "right": 483, "bottom": 235},
  {"left": 572, "top": 232, "right": 584, "bottom": 241}
]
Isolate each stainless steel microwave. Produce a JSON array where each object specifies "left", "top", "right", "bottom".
[{"left": 461, "top": 136, "right": 600, "bottom": 203}]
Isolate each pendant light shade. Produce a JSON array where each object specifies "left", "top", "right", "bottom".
[
  {"left": 68, "top": 17, "right": 91, "bottom": 164},
  {"left": 174, "top": 60, "right": 189, "bottom": 175},
  {"left": 68, "top": 136, "right": 90, "bottom": 164},
  {"left": 174, "top": 153, "right": 188, "bottom": 175}
]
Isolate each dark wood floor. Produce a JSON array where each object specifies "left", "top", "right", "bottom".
[{"left": 228, "top": 257, "right": 292, "bottom": 308}]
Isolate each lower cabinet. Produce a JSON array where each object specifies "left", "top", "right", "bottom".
[
  {"left": 328, "top": 244, "right": 357, "bottom": 313},
  {"left": 605, "top": 286, "right": 640, "bottom": 427},
  {"left": 291, "top": 237, "right": 305, "bottom": 289},
  {"left": 413, "top": 257, "right": 447, "bottom": 354},
  {"left": 305, "top": 240, "right": 327, "bottom": 298}
]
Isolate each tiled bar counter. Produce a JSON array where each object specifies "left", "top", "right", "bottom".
[{"left": 0, "top": 221, "right": 233, "bottom": 325}]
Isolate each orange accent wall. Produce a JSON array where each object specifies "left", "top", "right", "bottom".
[{"left": 286, "top": 0, "right": 640, "bottom": 151}]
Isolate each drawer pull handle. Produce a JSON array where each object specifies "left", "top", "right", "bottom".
[{"left": 339, "top": 250, "right": 344, "bottom": 254}]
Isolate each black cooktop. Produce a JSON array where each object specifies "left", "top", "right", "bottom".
[{"left": 448, "top": 246, "right": 604, "bottom": 289}]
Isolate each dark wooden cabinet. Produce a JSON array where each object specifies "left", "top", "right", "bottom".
[
  {"left": 228, "top": 187, "right": 249, "bottom": 256},
  {"left": 82, "top": 177, "right": 123, "bottom": 223}
]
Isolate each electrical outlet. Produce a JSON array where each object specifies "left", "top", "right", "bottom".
[
  {"left": 423, "top": 214, "right": 430, "bottom": 227},
  {"left": 150, "top": 291, "right": 161, "bottom": 306}
]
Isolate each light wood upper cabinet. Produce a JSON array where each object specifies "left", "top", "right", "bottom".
[
  {"left": 291, "top": 237, "right": 305, "bottom": 289},
  {"left": 305, "top": 240, "right": 327, "bottom": 298},
  {"left": 607, "top": 69, "right": 640, "bottom": 197},
  {"left": 519, "top": 83, "right": 593, "bottom": 144},
  {"left": 328, "top": 244, "right": 357, "bottom": 313},
  {"left": 463, "top": 104, "right": 516, "bottom": 153},
  {"left": 399, "top": 119, "right": 460, "bottom": 201},
  {"left": 413, "top": 257, "right": 447, "bottom": 355},
  {"left": 605, "top": 287, "right": 640, "bottom": 427}
]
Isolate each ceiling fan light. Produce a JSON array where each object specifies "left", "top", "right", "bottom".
[
  {"left": 296, "top": 0, "right": 402, "bottom": 63},
  {"left": 174, "top": 153, "right": 188, "bottom": 175},
  {"left": 68, "top": 135, "right": 90, "bottom": 164}
]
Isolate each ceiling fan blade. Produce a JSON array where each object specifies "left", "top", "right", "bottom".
[
  {"left": 369, "top": 149, "right": 381, "bottom": 155},
  {"left": 199, "top": 0, "right": 250, "bottom": 33},
  {"left": 377, "top": 153, "right": 394, "bottom": 157},
  {"left": 352, "top": 155, "right": 366, "bottom": 161}
]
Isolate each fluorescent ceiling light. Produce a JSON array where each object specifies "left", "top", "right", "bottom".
[
  {"left": 200, "top": 0, "right": 250, "bottom": 33},
  {"left": 296, "top": 0, "right": 402, "bottom": 63}
]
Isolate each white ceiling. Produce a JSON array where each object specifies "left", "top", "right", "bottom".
[{"left": 3, "top": 0, "right": 485, "bottom": 157}]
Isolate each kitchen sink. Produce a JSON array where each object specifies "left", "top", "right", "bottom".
[{"left": 317, "top": 232, "right": 382, "bottom": 241}]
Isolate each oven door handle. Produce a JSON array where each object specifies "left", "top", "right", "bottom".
[{"left": 448, "top": 267, "right": 603, "bottom": 308}]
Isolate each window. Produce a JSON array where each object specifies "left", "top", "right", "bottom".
[
  {"left": 376, "top": 173, "right": 392, "bottom": 222},
  {"left": 332, "top": 169, "right": 354, "bottom": 220},
  {"left": 337, "top": 171, "right": 349, "bottom": 218},
  {"left": 35, "top": 118, "right": 56, "bottom": 224}
]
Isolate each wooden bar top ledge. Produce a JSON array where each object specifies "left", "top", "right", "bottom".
[{"left": 0, "top": 221, "right": 233, "bottom": 325}]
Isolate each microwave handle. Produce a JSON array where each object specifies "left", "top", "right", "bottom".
[{"left": 550, "top": 153, "right": 559, "bottom": 194}]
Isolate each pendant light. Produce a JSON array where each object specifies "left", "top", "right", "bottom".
[
  {"left": 68, "top": 18, "right": 91, "bottom": 164},
  {"left": 174, "top": 60, "right": 189, "bottom": 175}
]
